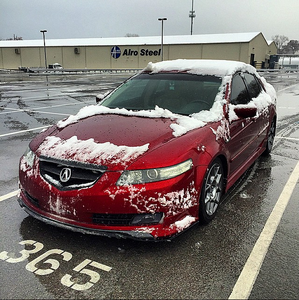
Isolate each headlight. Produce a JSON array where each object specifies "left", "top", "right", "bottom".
[
  {"left": 23, "top": 147, "right": 36, "bottom": 168},
  {"left": 117, "top": 159, "right": 193, "bottom": 186}
]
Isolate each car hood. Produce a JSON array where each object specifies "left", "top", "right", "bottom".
[{"left": 34, "top": 114, "right": 176, "bottom": 170}]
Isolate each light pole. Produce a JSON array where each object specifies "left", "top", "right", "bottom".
[
  {"left": 40, "top": 30, "right": 47, "bottom": 69},
  {"left": 189, "top": 0, "right": 196, "bottom": 35},
  {"left": 158, "top": 18, "right": 167, "bottom": 61}
]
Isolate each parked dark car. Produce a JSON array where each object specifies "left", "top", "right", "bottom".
[{"left": 18, "top": 59, "right": 277, "bottom": 240}]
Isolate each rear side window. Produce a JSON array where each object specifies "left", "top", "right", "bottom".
[
  {"left": 243, "top": 73, "right": 262, "bottom": 99},
  {"left": 230, "top": 74, "right": 250, "bottom": 105}
]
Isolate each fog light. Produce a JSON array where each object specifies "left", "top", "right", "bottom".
[{"left": 131, "top": 213, "right": 164, "bottom": 225}]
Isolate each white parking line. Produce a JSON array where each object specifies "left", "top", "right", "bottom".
[
  {"left": 275, "top": 136, "right": 299, "bottom": 141},
  {"left": 0, "top": 101, "right": 92, "bottom": 115},
  {"left": 0, "top": 125, "right": 51, "bottom": 138},
  {"left": 229, "top": 161, "right": 299, "bottom": 299},
  {"left": 277, "top": 83, "right": 299, "bottom": 93},
  {"left": 25, "top": 110, "right": 70, "bottom": 116},
  {"left": 0, "top": 108, "right": 70, "bottom": 117},
  {"left": 0, "top": 190, "right": 19, "bottom": 202}
]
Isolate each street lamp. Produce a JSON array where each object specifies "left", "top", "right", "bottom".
[
  {"left": 189, "top": 0, "right": 196, "bottom": 35},
  {"left": 40, "top": 30, "right": 48, "bottom": 69},
  {"left": 158, "top": 18, "right": 167, "bottom": 61}
]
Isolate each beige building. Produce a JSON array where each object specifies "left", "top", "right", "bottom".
[{"left": 0, "top": 32, "right": 276, "bottom": 70}]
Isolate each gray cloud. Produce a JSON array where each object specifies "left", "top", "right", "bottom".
[{"left": 1, "top": 0, "right": 298, "bottom": 41}]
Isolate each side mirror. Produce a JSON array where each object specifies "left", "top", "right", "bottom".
[
  {"left": 234, "top": 106, "right": 257, "bottom": 118},
  {"left": 96, "top": 93, "right": 105, "bottom": 103}
]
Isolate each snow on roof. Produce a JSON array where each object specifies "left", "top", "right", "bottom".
[
  {"left": 144, "top": 59, "right": 256, "bottom": 77},
  {"left": 0, "top": 32, "right": 262, "bottom": 48}
]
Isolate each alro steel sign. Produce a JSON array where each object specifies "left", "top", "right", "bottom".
[{"left": 111, "top": 46, "right": 161, "bottom": 59}]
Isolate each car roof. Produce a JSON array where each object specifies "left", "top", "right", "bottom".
[{"left": 143, "top": 59, "right": 257, "bottom": 77}]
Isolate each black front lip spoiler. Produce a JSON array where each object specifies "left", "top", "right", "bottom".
[{"left": 17, "top": 197, "right": 160, "bottom": 242}]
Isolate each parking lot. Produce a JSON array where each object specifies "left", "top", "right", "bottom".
[{"left": 0, "top": 70, "right": 299, "bottom": 299}]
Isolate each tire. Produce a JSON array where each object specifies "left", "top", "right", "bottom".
[
  {"left": 199, "top": 158, "right": 224, "bottom": 224},
  {"left": 263, "top": 118, "right": 276, "bottom": 156}
]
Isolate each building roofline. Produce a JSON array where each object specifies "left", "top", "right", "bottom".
[{"left": 0, "top": 32, "right": 263, "bottom": 48}]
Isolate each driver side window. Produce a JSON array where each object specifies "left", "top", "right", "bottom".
[{"left": 230, "top": 74, "right": 250, "bottom": 105}]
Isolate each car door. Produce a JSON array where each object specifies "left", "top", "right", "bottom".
[
  {"left": 226, "top": 73, "right": 258, "bottom": 176},
  {"left": 243, "top": 72, "right": 269, "bottom": 149}
]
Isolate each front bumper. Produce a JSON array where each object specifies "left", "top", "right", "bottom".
[
  {"left": 18, "top": 157, "right": 200, "bottom": 241},
  {"left": 18, "top": 197, "right": 162, "bottom": 241}
]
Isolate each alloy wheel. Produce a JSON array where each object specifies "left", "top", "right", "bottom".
[{"left": 199, "top": 158, "right": 224, "bottom": 223}]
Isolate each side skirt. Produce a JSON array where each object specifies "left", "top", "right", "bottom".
[{"left": 225, "top": 145, "right": 265, "bottom": 192}]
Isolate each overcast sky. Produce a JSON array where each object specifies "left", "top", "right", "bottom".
[{"left": 1, "top": 0, "right": 298, "bottom": 41}]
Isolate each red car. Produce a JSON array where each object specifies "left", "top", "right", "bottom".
[{"left": 18, "top": 59, "right": 277, "bottom": 241}]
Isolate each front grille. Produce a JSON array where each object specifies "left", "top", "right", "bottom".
[
  {"left": 92, "top": 213, "right": 163, "bottom": 226},
  {"left": 39, "top": 156, "right": 107, "bottom": 190},
  {"left": 93, "top": 214, "right": 136, "bottom": 226}
]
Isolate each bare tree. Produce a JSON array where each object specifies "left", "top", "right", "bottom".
[
  {"left": 125, "top": 33, "right": 139, "bottom": 37},
  {"left": 281, "top": 40, "right": 299, "bottom": 54},
  {"left": 6, "top": 34, "right": 23, "bottom": 40},
  {"left": 272, "top": 35, "right": 289, "bottom": 53}
]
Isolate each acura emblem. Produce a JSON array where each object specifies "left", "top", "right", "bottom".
[{"left": 59, "top": 168, "right": 72, "bottom": 183}]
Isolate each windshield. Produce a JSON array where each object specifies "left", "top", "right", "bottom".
[{"left": 101, "top": 73, "right": 222, "bottom": 115}]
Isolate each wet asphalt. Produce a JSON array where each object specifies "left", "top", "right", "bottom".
[{"left": 0, "top": 70, "right": 298, "bottom": 299}]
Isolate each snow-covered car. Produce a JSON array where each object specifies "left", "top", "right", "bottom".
[
  {"left": 48, "top": 63, "right": 63, "bottom": 69},
  {"left": 18, "top": 59, "right": 277, "bottom": 241}
]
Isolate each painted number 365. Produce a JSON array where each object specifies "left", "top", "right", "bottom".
[{"left": 0, "top": 240, "right": 112, "bottom": 291}]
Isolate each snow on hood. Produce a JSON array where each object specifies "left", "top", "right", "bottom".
[
  {"left": 37, "top": 135, "right": 149, "bottom": 167},
  {"left": 144, "top": 59, "right": 256, "bottom": 77}
]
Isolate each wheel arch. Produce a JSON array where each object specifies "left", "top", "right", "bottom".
[
  {"left": 272, "top": 114, "right": 277, "bottom": 128},
  {"left": 262, "top": 113, "right": 277, "bottom": 156},
  {"left": 215, "top": 154, "right": 228, "bottom": 192}
]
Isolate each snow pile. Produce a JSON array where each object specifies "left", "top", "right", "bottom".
[
  {"left": 37, "top": 136, "right": 149, "bottom": 166},
  {"left": 252, "top": 91, "right": 274, "bottom": 111},
  {"left": 57, "top": 105, "right": 174, "bottom": 128},
  {"left": 210, "top": 119, "right": 230, "bottom": 142},
  {"left": 260, "top": 76, "right": 277, "bottom": 104},
  {"left": 174, "top": 216, "right": 196, "bottom": 232},
  {"left": 171, "top": 100, "right": 225, "bottom": 137}
]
